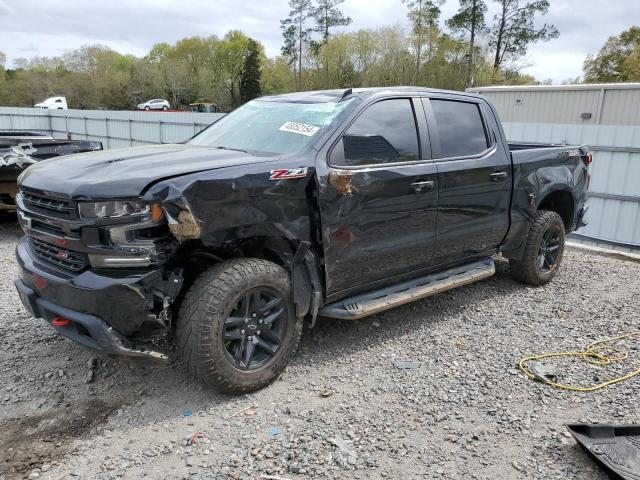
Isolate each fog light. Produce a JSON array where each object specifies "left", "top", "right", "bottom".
[{"left": 88, "top": 254, "right": 153, "bottom": 268}]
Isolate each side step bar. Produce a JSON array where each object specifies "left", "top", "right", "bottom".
[{"left": 319, "top": 258, "right": 495, "bottom": 320}]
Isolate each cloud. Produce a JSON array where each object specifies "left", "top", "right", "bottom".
[
  {"left": 0, "top": 0, "right": 636, "bottom": 82},
  {"left": 0, "top": 0, "right": 14, "bottom": 14}
]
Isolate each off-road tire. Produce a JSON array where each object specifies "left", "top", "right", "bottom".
[
  {"left": 509, "top": 210, "right": 566, "bottom": 286},
  {"left": 176, "top": 258, "right": 302, "bottom": 393}
]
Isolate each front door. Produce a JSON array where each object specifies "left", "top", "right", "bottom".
[
  {"left": 317, "top": 97, "right": 439, "bottom": 297},
  {"left": 422, "top": 97, "right": 512, "bottom": 265}
]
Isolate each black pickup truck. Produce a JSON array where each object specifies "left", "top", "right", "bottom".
[{"left": 14, "top": 87, "right": 590, "bottom": 392}]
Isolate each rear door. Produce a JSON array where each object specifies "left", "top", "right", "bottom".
[
  {"left": 317, "top": 97, "right": 439, "bottom": 297},
  {"left": 422, "top": 96, "right": 511, "bottom": 265}
]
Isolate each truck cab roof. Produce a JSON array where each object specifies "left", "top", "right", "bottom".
[{"left": 259, "top": 87, "right": 485, "bottom": 104}]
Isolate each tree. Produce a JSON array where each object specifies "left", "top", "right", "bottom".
[
  {"left": 0, "top": 51, "right": 6, "bottom": 104},
  {"left": 402, "top": 0, "right": 444, "bottom": 78},
  {"left": 261, "top": 56, "right": 296, "bottom": 94},
  {"left": 446, "top": 0, "right": 488, "bottom": 87},
  {"left": 240, "top": 39, "right": 262, "bottom": 103},
  {"left": 280, "top": 0, "right": 313, "bottom": 89},
  {"left": 313, "top": 0, "right": 352, "bottom": 43},
  {"left": 218, "top": 30, "right": 251, "bottom": 108},
  {"left": 490, "top": 0, "right": 558, "bottom": 74},
  {"left": 584, "top": 26, "right": 640, "bottom": 83}
]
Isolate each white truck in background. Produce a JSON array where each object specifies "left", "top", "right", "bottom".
[{"left": 34, "top": 96, "right": 68, "bottom": 110}]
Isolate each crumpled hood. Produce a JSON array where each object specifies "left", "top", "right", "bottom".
[{"left": 18, "top": 144, "right": 272, "bottom": 198}]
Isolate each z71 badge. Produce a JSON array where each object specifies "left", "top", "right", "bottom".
[{"left": 269, "top": 167, "right": 308, "bottom": 180}]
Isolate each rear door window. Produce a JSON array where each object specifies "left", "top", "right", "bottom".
[
  {"left": 333, "top": 99, "right": 420, "bottom": 166},
  {"left": 428, "top": 99, "right": 489, "bottom": 158}
]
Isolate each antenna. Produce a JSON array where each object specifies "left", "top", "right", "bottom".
[{"left": 340, "top": 88, "right": 353, "bottom": 101}]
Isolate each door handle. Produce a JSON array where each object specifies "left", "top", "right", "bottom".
[
  {"left": 410, "top": 180, "right": 435, "bottom": 192},
  {"left": 490, "top": 171, "right": 508, "bottom": 182}
]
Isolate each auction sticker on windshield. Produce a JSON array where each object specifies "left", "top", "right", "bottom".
[{"left": 278, "top": 122, "right": 320, "bottom": 136}]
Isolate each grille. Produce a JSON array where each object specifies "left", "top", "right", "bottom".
[
  {"left": 22, "top": 191, "right": 76, "bottom": 217},
  {"left": 28, "top": 237, "right": 88, "bottom": 272}
]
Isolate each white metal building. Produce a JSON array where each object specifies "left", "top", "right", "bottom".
[{"left": 468, "top": 83, "right": 640, "bottom": 251}]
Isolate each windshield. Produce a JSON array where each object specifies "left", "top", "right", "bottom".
[{"left": 188, "top": 99, "right": 354, "bottom": 156}]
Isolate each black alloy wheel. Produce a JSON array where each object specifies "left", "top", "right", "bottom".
[
  {"left": 222, "top": 288, "right": 287, "bottom": 371},
  {"left": 538, "top": 225, "right": 562, "bottom": 272},
  {"left": 509, "top": 210, "right": 566, "bottom": 286},
  {"left": 176, "top": 258, "right": 303, "bottom": 393}
]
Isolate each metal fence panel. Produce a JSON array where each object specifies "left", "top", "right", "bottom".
[
  {"left": 0, "top": 107, "right": 225, "bottom": 148},
  {"left": 470, "top": 83, "right": 640, "bottom": 126},
  {"left": 0, "top": 107, "right": 51, "bottom": 131}
]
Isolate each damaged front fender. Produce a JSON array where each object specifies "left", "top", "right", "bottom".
[{"left": 143, "top": 160, "right": 314, "bottom": 248}]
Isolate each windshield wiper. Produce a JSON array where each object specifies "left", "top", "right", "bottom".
[{"left": 213, "top": 145, "right": 248, "bottom": 154}]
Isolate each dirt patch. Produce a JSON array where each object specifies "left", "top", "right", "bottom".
[{"left": 0, "top": 400, "right": 118, "bottom": 479}]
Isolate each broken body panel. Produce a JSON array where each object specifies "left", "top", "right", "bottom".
[
  {"left": 13, "top": 88, "right": 589, "bottom": 361},
  {"left": 568, "top": 424, "right": 640, "bottom": 480}
]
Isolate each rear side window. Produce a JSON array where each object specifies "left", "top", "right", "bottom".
[
  {"left": 333, "top": 99, "right": 419, "bottom": 166},
  {"left": 428, "top": 99, "right": 489, "bottom": 158}
]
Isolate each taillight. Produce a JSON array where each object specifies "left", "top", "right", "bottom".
[{"left": 583, "top": 152, "right": 593, "bottom": 166}]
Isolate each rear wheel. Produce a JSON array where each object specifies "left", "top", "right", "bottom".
[
  {"left": 162, "top": 105, "right": 168, "bottom": 110},
  {"left": 509, "top": 210, "right": 566, "bottom": 286},
  {"left": 176, "top": 258, "right": 302, "bottom": 393}
]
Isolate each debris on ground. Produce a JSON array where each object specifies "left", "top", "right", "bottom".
[
  {"left": 393, "top": 360, "right": 418, "bottom": 370},
  {"left": 519, "top": 331, "right": 640, "bottom": 391},
  {"left": 329, "top": 436, "right": 357, "bottom": 458},
  {"left": 186, "top": 431, "right": 202, "bottom": 446},
  {"left": 84, "top": 357, "right": 97, "bottom": 384},
  {"left": 321, "top": 387, "right": 333, "bottom": 397},
  {"left": 268, "top": 427, "right": 284, "bottom": 439},
  {"left": 451, "top": 338, "right": 472, "bottom": 348},
  {"left": 528, "top": 363, "right": 559, "bottom": 383},
  {"left": 568, "top": 424, "right": 640, "bottom": 480},
  {"left": 225, "top": 404, "right": 257, "bottom": 419}
]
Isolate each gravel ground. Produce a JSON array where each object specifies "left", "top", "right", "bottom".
[{"left": 1, "top": 218, "right": 639, "bottom": 480}]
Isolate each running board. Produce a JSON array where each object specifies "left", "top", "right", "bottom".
[{"left": 319, "top": 258, "right": 495, "bottom": 320}]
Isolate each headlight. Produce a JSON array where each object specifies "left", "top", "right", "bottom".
[
  {"left": 78, "top": 199, "right": 150, "bottom": 219},
  {"left": 87, "top": 214, "right": 163, "bottom": 269}
]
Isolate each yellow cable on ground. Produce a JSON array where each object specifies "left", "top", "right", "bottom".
[{"left": 519, "top": 331, "right": 640, "bottom": 392}]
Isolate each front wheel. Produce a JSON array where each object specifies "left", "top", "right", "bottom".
[
  {"left": 144, "top": 106, "right": 150, "bottom": 111},
  {"left": 176, "top": 258, "right": 302, "bottom": 393},
  {"left": 509, "top": 210, "right": 566, "bottom": 286}
]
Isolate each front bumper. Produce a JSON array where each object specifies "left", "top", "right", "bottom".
[{"left": 15, "top": 237, "right": 168, "bottom": 362}]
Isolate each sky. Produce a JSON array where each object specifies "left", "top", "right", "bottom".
[{"left": 0, "top": 0, "right": 637, "bottom": 83}]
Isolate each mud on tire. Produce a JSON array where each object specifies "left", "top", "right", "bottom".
[
  {"left": 176, "top": 258, "right": 302, "bottom": 393},
  {"left": 509, "top": 210, "right": 566, "bottom": 286}
]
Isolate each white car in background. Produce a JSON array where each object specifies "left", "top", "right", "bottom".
[
  {"left": 137, "top": 99, "right": 170, "bottom": 111},
  {"left": 34, "top": 96, "right": 68, "bottom": 109}
]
